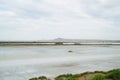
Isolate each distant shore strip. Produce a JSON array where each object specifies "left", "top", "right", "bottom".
[{"left": 0, "top": 42, "right": 120, "bottom": 46}]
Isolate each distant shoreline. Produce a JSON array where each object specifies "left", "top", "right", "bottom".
[
  {"left": 0, "top": 42, "right": 120, "bottom": 46},
  {"left": 1, "top": 39, "right": 120, "bottom": 46}
]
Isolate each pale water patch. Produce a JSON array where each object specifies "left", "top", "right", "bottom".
[{"left": 0, "top": 45, "right": 120, "bottom": 80}]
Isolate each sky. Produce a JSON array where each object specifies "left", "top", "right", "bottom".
[{"left": 0, "top": 0, "right": 120, "bottom": 41}]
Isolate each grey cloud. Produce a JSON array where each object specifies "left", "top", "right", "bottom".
[
  {"left": 84, "top": 0, "right": 120, "bottom": 18},
  {"left": 0, "top": 0, "right": 120, "bottom": 40}
]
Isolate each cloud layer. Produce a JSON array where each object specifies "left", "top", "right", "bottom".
[{"left": 0, "top": 0, "right": 120, "bottom": 40}]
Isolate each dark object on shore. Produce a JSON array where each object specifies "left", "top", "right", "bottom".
[{"left": 68, "top": 50, "right": 73, "bottom": 52}]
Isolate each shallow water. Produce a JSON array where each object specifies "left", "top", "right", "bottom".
[{"left": 0, "top": 45, "right": 120, "bottom": 80}]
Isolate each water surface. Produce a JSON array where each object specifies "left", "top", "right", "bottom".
[{"left": 0, "top": 45, "right": 120, "bottom": 80}]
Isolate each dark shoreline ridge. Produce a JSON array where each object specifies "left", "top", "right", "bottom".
[
  {"left": 28, "top": 69, "right": 120, "bottom": 80},
  {"left": 0, "top": 39, "right": 120, "bottom": 45},
  {"left": 0, "top": 42, "right": 120, "bottom": 46}
]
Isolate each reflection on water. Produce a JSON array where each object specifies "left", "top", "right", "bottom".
[{"left": 0, "top": 45, "right": 120, "bottom": 80}]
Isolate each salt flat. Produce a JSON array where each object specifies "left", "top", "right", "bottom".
[{"left": 0, "top": 45, "right": 120, "bottom": 80}]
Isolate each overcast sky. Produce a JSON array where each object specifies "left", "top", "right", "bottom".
[{"left": 0, "top": 0, "right": 120, "bottom": 41}]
